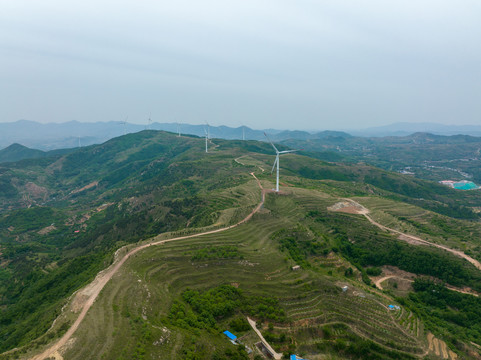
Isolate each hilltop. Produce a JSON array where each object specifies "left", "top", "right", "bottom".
[{"left": 1, "top": 131, "right": 481, "bottom": 359}]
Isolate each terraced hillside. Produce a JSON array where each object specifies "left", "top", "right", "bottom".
[
  {"left": 21, "top": 187, "right": 428, "bottom": 360},
  {"left": 2, "top": 131, "right": 481, "bottom": 359}
]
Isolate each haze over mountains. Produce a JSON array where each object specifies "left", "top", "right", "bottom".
[{"left": 2, "top": 120, "right": 481, "bottom": 151}]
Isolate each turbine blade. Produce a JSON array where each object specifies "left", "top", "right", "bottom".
[
  {"left": 264, "top": 132, "right": 279, "bottom": 153},
  {"left": 271, "top": 156, "right": 278, "bottom": 174},
  {"left": 278, "top": 149, "right": 299, "bottom": 154}
]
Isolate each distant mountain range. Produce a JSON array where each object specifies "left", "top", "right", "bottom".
[
  {"left": 350, "top": 122, "right": 481, "bottom": 137},
  {"left": 1, "top": 119, "right": 481, "bottom": 151},
  {"left": 0, "top": 143, "right": 74, "bottom": 163},
  {"left": 0, "top": 120, "right": 351, "bottom": 151}
]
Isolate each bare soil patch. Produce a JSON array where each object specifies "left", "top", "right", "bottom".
[
  {"left": 372, "top": 265, "right": 479, "bottom": 297},
  {"left": 25, "top": 182, "right": 48, "bottom": 199},
  {"left": 70, "top": 181, "right": 98, "bottom": 195},
  {"left": 328, "top": 200, "right": 369, "bottom": 214},
  {"left": 38, "top": 225, "right": 57, "bottom": 235}
]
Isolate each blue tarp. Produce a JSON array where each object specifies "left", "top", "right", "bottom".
[
  {"left": 223, "top": 330, "right": 237, "bottom": 341},
  {"left": 290, "top": 356, "right": 297, "bottom": 360}
]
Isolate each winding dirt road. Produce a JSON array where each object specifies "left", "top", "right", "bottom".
[
  {"left": 333, "top": 198, "right": 481, "bottom": 271},
  {"left": 31, "top": 173, "right": 265, "bottom": 360},
  {"left": 362, "top": 211, "right": 481, "bottom": 271}
]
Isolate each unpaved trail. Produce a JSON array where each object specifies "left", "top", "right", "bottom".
[
  {"left": 234, "top": 155, "right": 265, "bottom": 172},
  {"left": 374, "top": 275, "right": 395, "bottom": 290},
  {"left": 247, "top": 317, "right": 283, "bottom": 360},
  {"left": 363, "top": 211, "right": 481, "bottom": 271},
  {"left": 373, "top": 268, "right": 478, "bottom": 297},
  {"left": 31, "top": 173, "right": 265, "bottom": 360},
  {"left": 330, "top": 199, "right": 481, "bottom": 270}
]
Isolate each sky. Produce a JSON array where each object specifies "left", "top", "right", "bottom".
[{"left": 1, "top": 0, "right": 480, "bottom": 130}]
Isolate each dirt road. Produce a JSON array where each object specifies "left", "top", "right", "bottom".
[
  {"left": 362, "top": 211, "right": 481, "bottom": 271},
  {"left": 31, "top": 174, "right": 265, "bottom": 360},
  {"left": 247, "top": 317, "right": 283, "bottom": 360},
  {"left": 374, "top": 275, "right": 395, "bottom": 290},
  {"left": 330, "top": 199, "right": 481, "bottom": 271}
]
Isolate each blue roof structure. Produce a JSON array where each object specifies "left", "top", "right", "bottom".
[
  {"left": 223, "top": 330, "right": 237, "bottom": 341},
  {"left": 291, "top": 355, "right": 309, "bottom": 360}
]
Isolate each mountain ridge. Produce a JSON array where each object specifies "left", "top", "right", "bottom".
[{"left": 4, "top": 119, "right": 481, "bottom": 151}]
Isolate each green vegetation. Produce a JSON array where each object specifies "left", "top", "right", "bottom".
[
  {"left": 303, "top": 209, "right": 481, "bottom": 291},
  {"left": 2, "top": 130, "right": 481, "bottom": 359},
  {"left": 0, "top": 131, "right": 260, "bottom": 353},
  {"left": 404, "top": 278, "right": 481, "bottom": 351},
  {"left": 272, "top": 225, "right": 328, "bottom": 268},
  {"left": 170, "top": 285, "right": 285, "bottom": 331},
  {"left": 283, "top": 131, "right": 481, "bottom": 185},
  {"left": 191, "top": 246, "right": 243, "bottom": 261}
]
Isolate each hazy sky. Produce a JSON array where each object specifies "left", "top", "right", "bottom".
[{"left": 1, "top": 1, "right": 480, "bottom": 130}]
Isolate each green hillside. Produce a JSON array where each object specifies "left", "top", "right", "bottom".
[
  {"left": 1, "top": 131, "right": 481, "bottom": 359},
  {"left": 282, "top": 132, "right": 481, "bottom": 186}
]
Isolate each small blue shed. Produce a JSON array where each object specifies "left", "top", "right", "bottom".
[{"left": 223, "top": 330, "right": 237, "bottom": 341}]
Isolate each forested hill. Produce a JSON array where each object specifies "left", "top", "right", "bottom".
[
  {"left": 282, "top": 132, "right": 481, "bottom": 186},
  {"left": 2, "top": 130, "right": 481, "bottom": 359},
  {"left": 0, "top": 131, "right": 274, "bottom": 349},
  {"left": 0, "top": 143, "right": 74, "bottom": 164}
]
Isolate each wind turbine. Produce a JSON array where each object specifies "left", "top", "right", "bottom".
[
  {"left": 264, "top": 132, "right": 299, "bottom": 192},
  {"left": 147, "top": 114, "right": 152, "bottom": 130},
  {"left": 204, "top": 126, "right": 209, "bottom": 153},
  {"left": 121, "top": 116, "right": 128, "bottom": 135},
  {"left": 177, "top": 122, "right": 181, "bottom": 137},
  {"left": 242, "top": 125, "right": 245, "bottom": 141}
]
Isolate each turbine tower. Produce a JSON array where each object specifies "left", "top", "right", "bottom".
[
  {"left": 121, "top": 117, "right": 128, "bottom": 135},
  {"left": 147, "top": 114, "right": 152, "bottom": 130},
  {"left": 177, "top": 123, "right": 181, "bottom": 137},
  {"left": 242, "top": 126, "right": 245, "bottom": 141},
  {"left": 204, "top": 127, "right": 209, "bottom": 153},
  {"left": 264, "top": 132, "right": 299, "bottom": 192}
]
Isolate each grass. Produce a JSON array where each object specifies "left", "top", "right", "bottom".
[
  {"left": 31, "top": 187, "right": 427, "bottom": 360},
  {"left": 354, "top": 196, "right": 481, "bottom": 261},
  {"left": 6, "top": 136, "right": 481, "bottom": 359}
]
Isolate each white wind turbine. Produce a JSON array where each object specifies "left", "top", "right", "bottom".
[
  {"left": 147, "top": 114, "right": 152, "bottom": 130},
  {"left": 121, "top": 116, "right": 128, "bottom": 135},
  {"left": 204, "top": 126, "right": 208, "bottom": 153},
  {"left": 177, "top": 122, "right": 181, "bottom": 137},
  {"left": 264, "top": 132, "right": 300, "bottom": 192}
]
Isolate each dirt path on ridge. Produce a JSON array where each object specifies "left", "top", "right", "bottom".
[
  {"left": 362, "top": 211, "right": 481, "bottom": 271},
  {"left": 331, "top": 198, "right": 481, "bottom": 271},
  {"left": 30, "top": 173, "right": 265, "bottom": 360}
]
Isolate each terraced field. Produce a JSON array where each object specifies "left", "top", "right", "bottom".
[
  {"left": 18, "top": 182, "right": 436, "bottom": 360},
  {"left": 13, "top": 152, "right": 480, "bottom": 359},
  {"left": 355, "top": 196, "right": 481, "bottom": 256}
]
